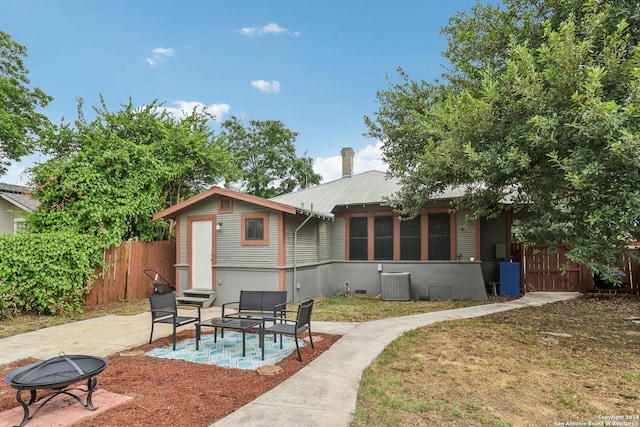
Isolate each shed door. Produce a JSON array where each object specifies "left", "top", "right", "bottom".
[{"left": 191, "top": 220, "right": 213, "bottom": 289}]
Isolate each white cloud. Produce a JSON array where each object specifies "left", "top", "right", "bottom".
[
  {"left": 146, "top": 47, "right": 175, "bottom": 66},
  {"left": 313, "top": 141, "right": 387, "bottom": 183},
  {"left": 238, "top": 23, "right": 300, "bottom": 37},
  {"left": 155, "top": 101, "right": 231, "bottom": 122},
  {"left": 251, "top": 80, "right": 281, "bottom": 94}
]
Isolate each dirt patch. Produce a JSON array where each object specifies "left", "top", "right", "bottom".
[
  {"left": 354, "top": 295, "right": 640, "bottom": 426},
  {"left": 0, "top": 331, "right": 340, "bottom": 427}
]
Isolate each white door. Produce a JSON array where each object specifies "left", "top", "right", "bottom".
[{"left": 191, "top": 220, "right": 213, "bottom": 289}]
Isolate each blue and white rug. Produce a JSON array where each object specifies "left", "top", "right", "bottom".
[{"left": 145, "top": 331, "right": 303, "bottom": 370}]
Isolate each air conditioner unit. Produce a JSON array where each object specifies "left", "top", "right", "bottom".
[{"left": 381, "top": 272, "right": 411, "bottom": 301}]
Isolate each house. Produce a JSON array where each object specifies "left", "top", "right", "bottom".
[
  {"left": 153, "top": 148, "right": 513, "bottom": 305},
  {"left": 0, "top": 183, "right": 38, "bottom": 234}
]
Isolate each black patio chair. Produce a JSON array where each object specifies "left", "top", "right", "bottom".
[
  {"left": 264, "top": 299, "right": 315, "bottom": 361},
  {"left": 149, "top": 293, "right": 201, "bottom": 350}
]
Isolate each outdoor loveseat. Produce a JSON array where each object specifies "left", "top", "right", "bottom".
[{"left": 221, "top": 290, "right": 287, "bottom": 322}]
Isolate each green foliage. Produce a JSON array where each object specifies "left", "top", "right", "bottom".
[
  {"left": 0, "top": 31, "right": 52, "bottom": 176},
  {"left": 367, "top": 0, "right": 640, "bottom": 273},
  {"left": 221, "top": 116, "right": 322, "bottom": 198},
  {"left": 0, "top": 233, "right": 99, "bottom": 316},
  {"left": 30, "top": 97, "right": 238, "bottom": 243}
]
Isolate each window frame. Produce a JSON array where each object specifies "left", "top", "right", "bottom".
[{"left": 241, "top": 213, "right": 269, "bottom": 246}]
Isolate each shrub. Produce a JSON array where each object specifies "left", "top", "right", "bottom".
[{"left": 0, "top": 232, "right": 101, "bottom": 316}]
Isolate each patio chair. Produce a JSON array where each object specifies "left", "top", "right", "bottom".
[
  {"left": 264, "top": 299, "right": 315, "bottom": 361},
  {"left": 149, "top": 293, "right": 201, "bottom": 350}
]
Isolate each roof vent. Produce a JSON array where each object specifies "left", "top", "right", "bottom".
[{"left": 341, "top": 147, "right": 354, "bottom": 178}]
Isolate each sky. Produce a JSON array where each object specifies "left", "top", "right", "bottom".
[{"left": 1, "top": 0, "right": 485, "bottom": 186}]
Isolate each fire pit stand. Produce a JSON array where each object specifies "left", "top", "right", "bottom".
[{"left": 3, "top": 354, "right": 109, "bottom": 427}]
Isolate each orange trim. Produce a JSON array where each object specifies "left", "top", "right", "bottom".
[
  {"left": 393, "top": 214, "right": 401, "bottom": 261},
  {"left": 421, "top": 212, "right": 428, "bottom": 261},
  {"left": 449, "top": 213, "right": 456, "bottom": 261},
  {"left": 241, "top": 212, "right": 270, "bottom": 246},
  {"left": 218, "top": 196, "right": 233, "bottom": 214},
  {"left": 175, "top": 214, "right": 181, "bottom": 288},
  {"left": 278, "top": 212, "right": 286, "bottom": 266},
  {"left": 367, "top": 213, "right": 374, "bottom": 261},
  {"left": 187, "top": 215, "right": 216, "bottom": 289},
  {"left": 344, "top": 215, "right": 351, "bottom": 259},
  {"left": 154, "top": 186, "right": 296, "bottom": 220}
]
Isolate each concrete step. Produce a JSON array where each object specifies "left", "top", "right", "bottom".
[{"left": 177, "top": 289, "right": 217, "bottom": 308}]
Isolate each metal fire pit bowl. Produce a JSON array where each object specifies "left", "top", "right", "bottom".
[{"left": 3, "top": 354, "right": 108, "bottom": 427}]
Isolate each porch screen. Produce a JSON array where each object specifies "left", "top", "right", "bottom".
[
  {"left": 428, "top": 213, "right": 450, "bottom": 260},
  {"left": 374, "top": 216, "right": 393, "bottom": 260},
  {"left": 349, "top": 217, "right": 368, "bottom": 260},
  {"left": 400, "top": 217, "right": 421, "bottom": 260}
]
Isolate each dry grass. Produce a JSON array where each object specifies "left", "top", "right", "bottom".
[{"left": 352, "top": 295, "right": 640, "bottom": 426}]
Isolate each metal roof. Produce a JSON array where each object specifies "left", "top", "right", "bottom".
[
  {"left": 0, "top": 183, "right": 39, "bottom": 211},
  {"left": 271, "top": 170, "right": 467, "bottom": 216}
]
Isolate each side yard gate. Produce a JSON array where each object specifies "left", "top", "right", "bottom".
[{"left": 85, "top": 241, "right": 176, "bottom": 306}]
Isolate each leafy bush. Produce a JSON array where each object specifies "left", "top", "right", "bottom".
[{"left": 0, "top": 232, "right": 101, "bottom": 317}]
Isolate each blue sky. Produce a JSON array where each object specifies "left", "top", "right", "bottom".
[{"left": 2, "top": 0, "right": 484, "bottom": 186}]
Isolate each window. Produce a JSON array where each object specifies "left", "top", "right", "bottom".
[
  {"left": 400, "top": 217, "right": 421, "bottom": 260},
  {"left": 349, "top": 217, "right": 368, "bottom": 260},
  {"left": 241, "top": 213, "right": 269, "bottom": 246},
  {"left": 428, "top": 213, "right": 450, "bottom": 260},
  {"left": 218, "top": 197, "right": 233, "bottom": 213},
  {"left": 374, "top": 216, "right": 393, "bottom": 260},
  {"left": 245, "top": 218, "right": 264, "bottom": 240}
]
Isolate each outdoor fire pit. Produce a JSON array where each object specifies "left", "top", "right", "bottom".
[{"left": 3, "top": 354, "right": 108, "bottom": 427}]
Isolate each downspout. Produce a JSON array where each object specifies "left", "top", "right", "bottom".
[{"left": 294, "top": 204, "right": 314, "bottom": 301}]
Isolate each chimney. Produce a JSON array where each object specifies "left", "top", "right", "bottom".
[{"left": 341, "top": 147, "right": 354, "bottom": 178}]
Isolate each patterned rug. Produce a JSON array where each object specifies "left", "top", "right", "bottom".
[{"left": 145, "top": 331, "right": 303, "bottom": 370}]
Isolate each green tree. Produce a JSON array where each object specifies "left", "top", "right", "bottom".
[
  {"left": 28, "top": 97, "right": 237, "bottom": 244},
  {"left": 366, "top": 0, "right": 640, "bottom": 274},
  {"left": 0, "top": 31, "right": 52, "bottom": 176},
  {"left": 221, "top": 116, "right": 321, "bottom": 198}
]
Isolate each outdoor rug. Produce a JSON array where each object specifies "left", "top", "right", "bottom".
[{"left": 145, "top": 331, "right": 303, "bottom": 370}]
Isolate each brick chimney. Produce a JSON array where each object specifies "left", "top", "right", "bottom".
[{"left": 341, "top": 147, "right": 354, "bottom": 178}]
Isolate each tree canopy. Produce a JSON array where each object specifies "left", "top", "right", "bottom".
[
  {"left": 221, "top": 116, "right": 321, "bottom": 198},
  {"left": 0, "top": 31, "right": 52, "bottom": 176},
  {"left": 366, "top": 0, "right": 640, "bottom": 273},
  {"left": 27, "top": 98, "right": 238, "bottom": 244}
]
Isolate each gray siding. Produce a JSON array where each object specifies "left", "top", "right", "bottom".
[
  {"left": 0, "top": 198, "right": 25, "bottom": 234},
  {"left": 285, "top": 215, "right": 318, "bottom": 265},
  {"left": 456, "top": 210, "right": 476, "bottom": 261},
  {"left": 317, "top": 220, "right": 332, "bottom": 261},
  {"left": 328, "top": 217, "right": 346, "bottom": 260}
]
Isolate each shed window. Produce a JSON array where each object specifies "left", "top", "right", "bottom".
[
  {"left": 241, "top": 213, "right": 269, "bottom": 246},
  {"left": 428, "top": 213, "right": 450, "bottom": 260},
  {"left": 400, "top": 217, "right": 421, "bottom": 260},
  {"left": 245, "top": 218, "right": 263, "bottom": 240},
  {"left": 349, "top": 217, "right": 368, "bottom": 260},
  {"left": 374, "top": 216, "right": 394, "bottom": 260}
]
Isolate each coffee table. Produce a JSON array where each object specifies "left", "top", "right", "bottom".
[{"left": 196, "top": 318, "right": 264, "bottom": 359}]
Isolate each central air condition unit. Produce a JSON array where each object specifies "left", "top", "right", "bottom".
[{"left": 381, "top": 272, "right": 411, "bottom": 301}]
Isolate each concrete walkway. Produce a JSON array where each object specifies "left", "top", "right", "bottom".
[
  {"left": 211, "top": 292, "right": 579, "bottom": 427},
  {"left": 0, "top": 292, "right": 579, "bottom": 426}
]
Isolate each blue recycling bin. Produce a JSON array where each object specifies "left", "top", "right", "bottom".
[{"left": 499, "top": 262, "right": 520, "bottom": 297}]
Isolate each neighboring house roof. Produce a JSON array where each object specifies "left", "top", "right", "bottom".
[
  {"left": 0, "top": 183, "right": 38, "bottom": 212},
  {"left": 153, "top": 186, "right": 333, "bottom": 221},
  {"left": 270, "top": 170, "right": 465, "bottom": 216}
]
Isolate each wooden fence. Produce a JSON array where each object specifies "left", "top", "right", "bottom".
[
  {"left": 84, "top": 241, "right": 176, "bottom": 306},
  {"left": 520, "top": 244, "right": 640, "bottom": 295}
]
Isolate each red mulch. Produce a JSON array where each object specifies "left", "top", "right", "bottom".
[{"left": 0, "top": 330, "right": 340, "bottom": 427}]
